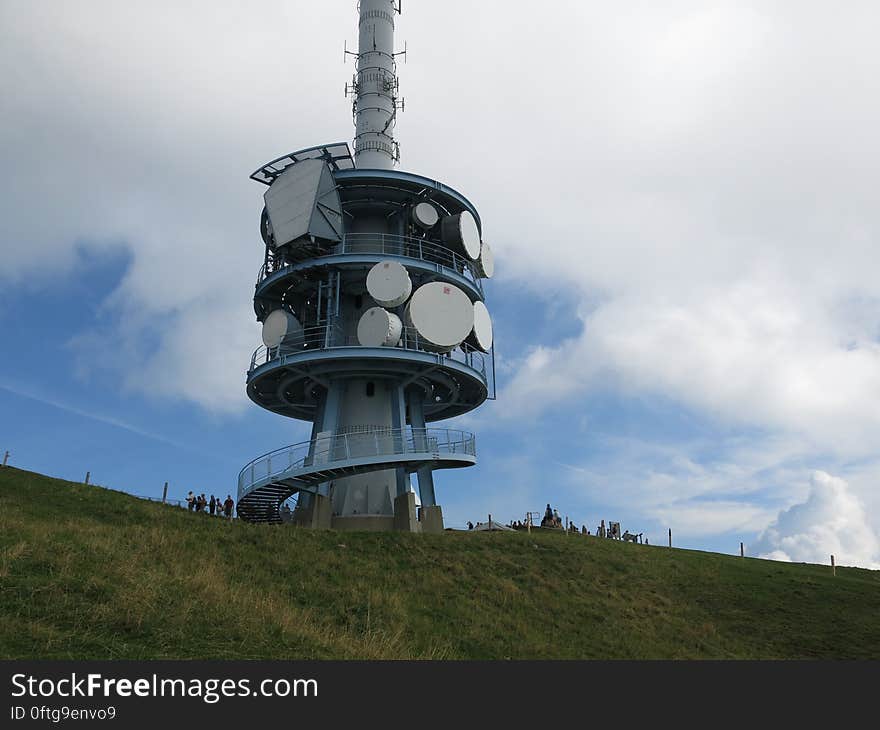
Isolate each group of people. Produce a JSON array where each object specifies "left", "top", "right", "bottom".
[
  {"left": 540, "top": 504, "right": 563, "bottom": 529},
  {"left": 502, "top": 504, "right": 648, "bottom": 543},
  {"left": 463, "top": 503, "right": 648, "bottom": 543},
  {"left": 186, "top": 491, "right": 234, "bottom": 519}
]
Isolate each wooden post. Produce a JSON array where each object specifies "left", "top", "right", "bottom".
[
  {"left": 740, "top": 542, "right": 744, "bottom": 558},
  {"left": 831, "top": 555, "right": 836, "bottom": 577},
  {"left": 668, "top": 528, "right": 672, "bottom": 548},
  {"left": 84, "top": 471, "right": 90, "bottom": 486},
  {"left": 162, "top": 482, "right": 168, "bottom": 504},
  {"left": 2, "top": 450, "right": 8, "bottom": 467},
  {"left": 527, "top": 513, "right": 531, "bottom": 534}
]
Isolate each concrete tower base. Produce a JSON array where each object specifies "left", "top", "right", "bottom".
[
  {"left": 331, "top": 515, "right": 395, "bottom": 532},
  {"left": 420, "top": 505, "right": 444, "bottom": 534},
  {"left": 291, "top": 492, "right": 443, "bottom": 534},
  {"left": 292, "top": 494, "right": 332, "bottom": 529},
  {"left": 393, "top": 492, "right": 420, "bottom": 533}
]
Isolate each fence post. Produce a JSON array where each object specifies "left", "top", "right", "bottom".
[
  {"left": 831, "top": 555, "right": 836, "bottom": 577},
  {"left": 2, "top": 450, "right": 8, "bottom": 467},
  {"left": 84, "top": 471, "right": 90, "bottom": 486},
  {"left": 668, "top": 528, "right": 672, "bottom": 548},
  {"left": 162, "top": 482, "right": 168, "bottom": 504}
]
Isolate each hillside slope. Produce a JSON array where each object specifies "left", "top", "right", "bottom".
[{"left": 1, "top": 466, "right": 878, "bottom": 659}]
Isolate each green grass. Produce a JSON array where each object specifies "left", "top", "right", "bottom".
[{"left": 1, "top": 466, "right": 878, "bottom": 659}]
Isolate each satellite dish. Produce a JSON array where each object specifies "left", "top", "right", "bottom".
[
  {"left": 404, "top": 282, "right": 474, "bottom": 352},
  {"left": 366, "top": 260, "right": 413, "bottom": 308},
  {"left": 474, "top": 240, "right": 494, "bottom": 279},
  {"left": 260, "top": 206, "right": 273, "bottom": 246},
  {"left": 441, "top": 211, "right": 481, "bottom": 261},
  {"left": 262, "top": 309, "right": 303, "bottom": 348},
  {"left": 412, "top": 201, "right": 439, "bottom": 229},
  {"left": 466, "top": 300, "right": 493, "bottom": 352},
  {"left": 357, "top": 307, "right": 403, "bottom": 347}
]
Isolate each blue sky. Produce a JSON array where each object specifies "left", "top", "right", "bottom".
[{"left": 2, "top": 0, "right": 879, "bottom": 567}]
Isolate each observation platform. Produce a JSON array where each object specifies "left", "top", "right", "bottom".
[
  {"left": 249, "top": 145, "right": 481, "bottom": 229},
  {"left": 254, "top": 232, "right": 484, "bottom": 321},
  {"left": 237, "top": 427, "right": 476, "bottom": 523},
  {"left": 246, "top": 323, "right": 491, "bottom": 422},
  {"left": 333, "top": 168, "right": 482, "bottom": 230}
]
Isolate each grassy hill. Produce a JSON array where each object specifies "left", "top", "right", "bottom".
[{"left": 1, "top": 466, "right": 878, "bottom": 659}]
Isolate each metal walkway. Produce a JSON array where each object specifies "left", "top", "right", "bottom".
[{"left": 237, "top": 428, "right": 476, "bottom": 523}]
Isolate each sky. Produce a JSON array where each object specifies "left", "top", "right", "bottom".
[{"left": 1, "top": 0, "right": 879, "bottom": 568}]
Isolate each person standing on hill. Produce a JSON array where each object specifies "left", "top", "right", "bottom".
[
  {"left": 224, "top": 495, "right": 234, "bottom": 520},
  {"left": 209, "top": 495, "right": 216, "bottom": 516},
  {"left": 186, "top": 491, "right": 195, "bottom": 511}
]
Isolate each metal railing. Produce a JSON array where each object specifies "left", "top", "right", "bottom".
[
  {"left": 249, "top": 322, "right": 487, "bottom": 380},
  {"left": 256, "top": 232, "right": 483, "bottom": 294},
  {"left": 238, "top": 427, "right": 476, "bottom": 499}
]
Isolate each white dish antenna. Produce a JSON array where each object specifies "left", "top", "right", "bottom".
[
  {"left": 357, "top": 307, "right": 403, "bottom": 347},
  {"left": 366, "top": 260, "right": 413, "bottom": 308},
  {"left": 404, "top": 282, "right": 474, "bottom": 352},
  {"left": 467, "top": 300, "right": 493, "bottom": 352},
  {"left": 412, "top": 201, "right": 439, "bottom": 229},
  {"left": 441, "top": 211, "right": 481, "bottom": 261},
  {"left": 262, "top": 309, "right": 303, "bottom": 348},
  {"left": 474, "top": 240, "right": 494, "bottom": 279}
]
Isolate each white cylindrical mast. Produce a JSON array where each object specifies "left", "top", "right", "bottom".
[{"left": 353, "top": 0, "right": 401, "bottom": 169}]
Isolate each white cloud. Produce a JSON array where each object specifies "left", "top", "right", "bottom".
[
  {"left": 551, "top": 433, "right": 801, "bottom": 533},
  {"left": 752, "top": 471, "right": 880, "bottom": 568},
  {"left": 653, "top": 501, "right": 772, "bottom": 539},
  {"left": 501, "top": 272, "right": 880, "bottom": 455}
]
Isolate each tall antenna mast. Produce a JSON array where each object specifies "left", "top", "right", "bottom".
[{"left": 347, "top": 0, "right": 405, "bottom": 168}]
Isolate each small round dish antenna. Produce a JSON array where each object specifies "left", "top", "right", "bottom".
[
  {"left": 262, "top": 309, "right": 303, "bottom": 348},
  {"left": 260, "top": 206, "right": 273, "bottom": 246},
  {"left": 441, "top": 211, "right": 481, "bottom": 261},
  {"left": 366, "top": 260, "right": 413, "bottom": 308},
  {"left": 357, "top": 307, "right": 403, "bottom": 347},
  {"left": 467, "top": 300, "right": 493, "bottom": 352},
  {"left": 412, "top": 201, "right": 439, "bottom": 229},
  {"left": 474, "top": 241, "right": 494, "bottom": 278}
]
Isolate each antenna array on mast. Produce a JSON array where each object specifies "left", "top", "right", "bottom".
[{"left": 345, "top": 0, "right": 405, "bottom": 169}]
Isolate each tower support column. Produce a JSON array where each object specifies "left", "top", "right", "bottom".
[
  {"left": 391, "top": 383, "right": 410, "bottom": 497},
  {"left": 317, "top": 380, "right": 343, "bottom": 498},
  {"left": 407, "top": 386, "right": 436, "bottom": 507}
]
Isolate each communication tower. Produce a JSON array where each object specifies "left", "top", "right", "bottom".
[{"left": 237, "top": 0, "right": 495, "bottom": 531}]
